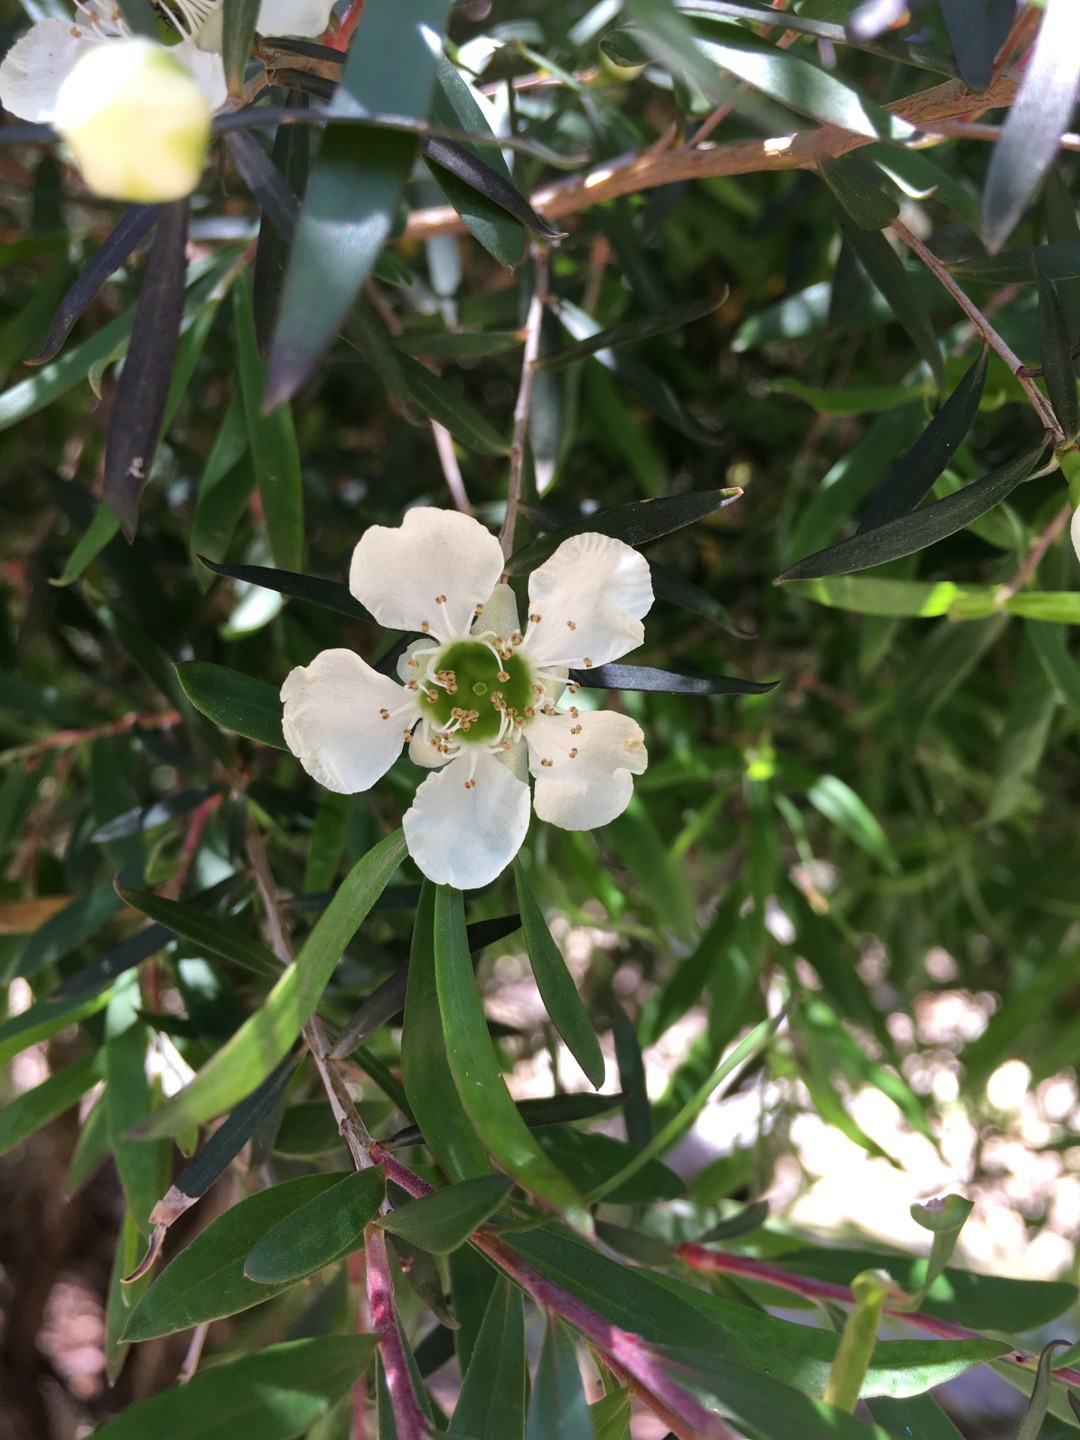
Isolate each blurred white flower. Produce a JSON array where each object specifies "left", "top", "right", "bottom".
[
  {"left": 1072, "top": 506, "right": 1080, "bottom": 565},
  {"left": 0, "top": 0, "right": 335, "bottom": 195},
  {"left": 52, "top": 39, "right": 213, "bottom": 202},
  {"left": 281, "top": 508, "right": 652, "bottom": 889}
]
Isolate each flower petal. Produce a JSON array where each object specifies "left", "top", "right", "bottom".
[
  {"left": 349, "top": 508, "right": 505, "bottom": 641},
  {"left": 1072, "top": 506, "right": 1080, "bottom": 565},
  {"left": 404, "top": 749, "right": 531, "bottom": 888},
  {"left": 173, "top": 39, "right": 228, "bottom": 110},
  {"left": 520, "top": 534, "right": 653, "bottom": 669},
  {"left": 0, "top": 19, "right": 97, "bottom": 122},
  {"left": 474, "top": 581, "right": 520, "bottom": 643},
  {"left": 257, "top": 0, "right": 336, "bottom": 37},
  {"left": 527, "top": 708, "right": 647, "bottom": 829},
  {"left": 281, "top": 648, "right": 416, "bottom": 793}
]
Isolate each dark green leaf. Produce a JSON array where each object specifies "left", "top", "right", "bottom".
[
  {"left": 858, "top": 349, "right": 988, "bottom": 532},
  {"left": 1035, "top": 259, "right": 1079, "bottom": 441},
  {"left": 819, "top": 157, "right": 900, "bottom": 231},
  {"left": 1016, "top": 1340, "right": 1072, "bottom": 1440},
  {"left": 123, "top": 1173, "right": 340, "bottom": 1339},
  {"left": 245, "top": 1166, "right": 386, "bottom": 1283},
  {"left": 266, "top": 1, "right": 450, "bottom": 404},
  {"left": 867, "top": 1394, "right": 967, "bottom": 1440},
  {"left": 92, "top": 786, "right": 221, "bottom": 843},
  {"left": 982, "top": 0, "right": 1080, "bottom": 252},
  {"left": 0, "top": 1050, "right": 102, "bottom": 1157},
  {"left": 450, "top": 1279, "right": 526, "bottom": 1440},
  {"left": 8, "top": 879, "right": 124, "bottom": 982},
  {"left": 135, "top": 831, "right": 406, "bottom": 1137},
  {"left": 104, "top": 202, "right": 188, "bottom": 541},
  {"left": 434, "top": 886, "right": 590, "bottom": 1229},
  {"left": 198, "top": 556, "right": 370, "bottom": 620},
  {"left": 378, "top": 1175, "right": 512, "bottom": 1253},
  {"left": 509, "top": 490, "right": 741, "bottom": 573},
  {"left": 778, "top": 443, "right": 1047, "bottom": 581},
  {"left": 235, "top": 272, "right": 304, "bottom": 571},
  {"left": 175, "top": 661, "right": 287, "bottom": 749},
  {"left": 222, "top": 0, "right": 261, "bottom": 94},
  {"left": 251, "top": 96, "right": 312, "bottom": 353},
  {"left": 949, "top": 242, "right": 1080, "bottom": 285},
  {"left": 172, "top": 1051, "right": 303, "bottom": 1201},
  {"left": 91, "top": 1336, "right": 376, "bottom": 1440},
  {"left": 515, "top": 859, "right": 604, "bottom": 1087},
  {"left": 695, "top": 1200, "right": 770, "bottom": 1243},
  {"left": 105, "top": 977, "right": 168, "bottom": 1232},
  {"left": 515, "top": 1093, "right": 625, "bottom": 1127},
  {"left": 572, "top": 662, "right": 778, "bottom": 696},
  {"left": 397, "top": 353, "right": 511, "bottom": 454},
  {"left": 526, "top": 1317, "right": 595, "bottom": 1440},
  {"left": 535, "top": 1126, "right": 684, "bottom": 1203},
  {"left": 30, "top": 205, "right": 160, "bottom": 366},
  {"left": 938, "top": 0, "right": 996, "bottom": 91},
  {"left": 836, "top": 211, "right": 944, "bottom": 387},
  {"left": 423, "top": 136, "right": 565, "bottom": 243},
  {"left": 536, "top": 294, "right": 726, "bottom": 372},
  {"left": 117, "top": 883, "right": 280, "bottom": 977}
]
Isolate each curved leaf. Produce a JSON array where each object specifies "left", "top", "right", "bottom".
[
  {"left": 1035, "top": 259, "right": 1079, "bottom": 442},
  {"left": 571, "top": 662, "right": 778, "bottom": 695},
  {"left": 176, "top": 661, "right": 287, "bottom": 749},
  {"left": 378, "top": 1175, "right": 512, "bottom": 1253},
  {"left": 198, "top": 556, "right": 370, "bottom": 621},
  {"left": 245, "top": 1166, "right": 386, "bottom": 1283}
]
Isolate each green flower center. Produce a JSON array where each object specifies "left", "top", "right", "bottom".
[{"left": 418, "top": 640, "right": 535, "bottom": 744}]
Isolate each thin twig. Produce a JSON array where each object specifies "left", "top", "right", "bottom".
[
  {"left": 0, "top": 709, "right": 181, "bottom": 769},
  {"left": 431, "top": 421, "right": 470, "bottom": 513},
  {"left": 500, "top": 246, "right": 549, "bottom": 560},
  {"left": 404, "top": 72, "right": 1019, "bottom": 241},
  {"left": 998, "top": 502, "right": 1072, "bottom": 599},
  {"left": 924, "top": 119, "right": 1080, "bottom": 151},
  {"left": 890, "top": 218, "right": 1064, "bottom": 446},
  {"left": 177, "top": 1323, "right": 210, "bottom": 1383}
]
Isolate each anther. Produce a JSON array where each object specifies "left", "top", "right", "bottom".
[
  {"left": 497, "top": 670, "right": 510, "bottom": 682},
  {"left": 510, "top": 631, "right": 523, "bottom": 645},
  {"left": 569, "top": 707, "right": 579, "bottom": 717},
  {"left": 464, "top": 778, "right": 476, "bottom": 789},
  {"left": 583, "top": 658, "right": 593, "bottom": 668},
  {"left": 435, "top": 594, "right": 447, "bottom": 604},
  {"left": 403, "top": 729, "right": 413, "bottom": 741},
  {"left": 529, "top": 612, "right": 542, "bottom": 623},
  {"left": 540, "top": 758, "right": 554, "bottom": 768},
  {"left": 379, "top": 708, "right": 390, "bottom": 720},
  {"left": 569, "top": 748, "right": 578, "bottom": 759},
  {"left": 571, "top": 724, "right": 582, "bottom": 735},
  {"left": 474, "top": 602, "right": 484, "bottom": 615},
  {"left": 531, "top": 684, "right": 544, "bottom": 695},
  {"left": 567, "top": 620, "right": 577, "bottom": 630},
  {"left": 421, "top": 621, "right": 430, "bottom": 632},
  {"left": 568, "top": 682, "right": 581, "bottom": 693},
  {"left": 70, "top": 24, "right": 82, "bottom": 34}
]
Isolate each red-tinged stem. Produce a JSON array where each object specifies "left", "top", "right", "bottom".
[
  {"left": 365, "top": 1224, "right": 429, "bottom": 1440},
  {"left": 473, "top": 1230, "right": 736, "bottom": 1440},
  {"left": 676, "top": 1246, "right": 1080, "bottom": 1386},
  {"left": 350, "top": 1250, "right": 368, "bottom": 1440}
]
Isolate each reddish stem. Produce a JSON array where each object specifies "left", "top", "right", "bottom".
[{"left": 365, "top": 1224, "right": 429, "bottom": 1440}]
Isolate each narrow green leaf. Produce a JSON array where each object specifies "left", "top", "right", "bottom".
[
  {"left": 124, "top": 1173, "right": 340, "bottom": 1339},
  {"left": 857, "top": 350, "right": 988, "bottom": 532},
  {"left": 1016, "top": 1341, "right": 1073, "bottom": 1440},
  {"left": 117, "top": 884, "right": 280, "bottom": 978},
  {"left": 0, "top": 989, "right": 111, "bottom": 1066},
  {"left": 949, "top": 241, "right": 1080, "bottom": 285},
  {"left": 198, "top": 556, "right": 370, "bottom": 620},
  {"left": 135, "top": 832, "right": 406, "bottom": 1137},
  {"left": 938, "top": 0, "right": 996, "bottom": 90},
  {"left": 515, "top": 859, "right": 604, "bottom": 1087},
  {"left": 982, "top": 0, "right": 1080, "bottom": 252},
  {"left": 867, "top": 1394, "right": 967, "bottom": 1440},
  {"left": 986, "top": 631, "right": 1059, "bottom": 824},
  {"left": 378, "top": 1175, "right": 512, "bottom": 1253},
  {"left": 836, "top": 211, "right": 944, "bottom": 387},
  {"left": 450, "top": 1279, "right": 526, "bottom": 1440},
  {"left": 1035, "top": 259, "right": 1079, "bottom": 441},
  {"left": 434, "top": 886, "right": 590, "bottom": 1230},
  {"left": 401, "top": 880, "right": 490, "bottom": 1182},
  {"left": 397, "top": 352, "right": 511, "bottom": 454},
  {"left": 51, "top": 501, "right": 121, "bottom": 587},
  {"left": 245, "top": 1166, "right": 386, "bottom": 1283},
  {"left": 235, "top": 273, "right": 304, "bottom": 571},
  {"left": 779, "top": 444, "right": 1047, "bottom": 581},
  {"left": 7, "top": 878, "right": 124, "bottom": 981},
  {"left": 1027, "top": 619, "right": 1080, "bottom": 708},
  {"left": 819, "top": 157, "right": 899, "bottom": 231},
  {"left": 574, "top": 662, "right": 777, "bottom": 696},
  {"left": 805, "top": 775, "right": 896, "bottom": 870},
  {"left": 91, "top": 1336, "right": 376, "bottom": 1440},
  {"left": 429, "top": 52, "right": 526, "bottom": 267},
  {"left": 266, "top": 0, "right": 450, "bottom": 403},
  {"left": 105, "top": 976, "right": 168, "bottom": 1232},
  {"left": 537, "top": 1127, "right": 684, "bottom": 1204},
  {"left": 0, "top": 1050, "right": 102, "bottom": 1157},
  {"left": 536, "top": 294, "right": 725, "bottom": 372},
  {"left": 175, "top": 660, "right": 287, "bottom": 748},
  {"left": 527, "top": 1317, "right": 596, "bottom": 1440},
  {"left": 222, "top": 0, "right": 261, "bottom": 94},
  {"left": 509, "top": 489, "right": 741, "bottom": 573}
]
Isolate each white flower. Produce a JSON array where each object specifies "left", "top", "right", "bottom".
[
  {"left": 281, "top": 509, "right": 652, "bottom": 890},
  {"left": 0, "top": 0, "right": 336, "bottom": 128},
  {"left": 53, "top": 39, "right": 213, "bottom": 203},
  {"left": 1072, "top": 506, "right": 1080, "bottom": 565}
]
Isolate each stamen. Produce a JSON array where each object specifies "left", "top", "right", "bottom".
[
  {"left": 540, "top": 759, "right": 553, "bottom": 768},
  {"left": 571, "top": 724, "right": 582, "bottom": 735},
  {"left": 568, "top": 682, "right": 581, "bottom": 693},
  {"left": 379, "top": 708, "right": 390, "bottom": 720},
  {"left": 435, "top": 594, "right": 447, "bottom": 604},
  {"left": 510, "top": 631, "right": 523, "bottom": 646},
  {"left": 582, "top": 658, "right": 593, "bottom": 668},
  {"left": 569, "top": 748, "right": 578, "bottom": 759},
  {"left": 464, "top": 778, "right": 476, "bottom": 789},
  {"left": 566, "top": 620, "right": 577, "bottom": 630},
  {"left": 421, "top": 621, "right": 430, "bottom": 633},
  {"left": 529, "top": 612, "right": 542, "bottom": 623},
  {"left": 497, "top": 670, "right": 510, "bottom": 682},
  {"left": 569, "top": 707, "right": 579, "bottom": 717}
]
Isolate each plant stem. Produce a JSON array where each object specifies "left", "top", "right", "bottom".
[
  {"left": 500, "top": 246, "right": 550, "bottom": 561},
  {"left": 890, "top": 218, "right": 1064, "bottom": 444}
]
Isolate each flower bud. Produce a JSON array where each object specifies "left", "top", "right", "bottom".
[{"left": 52, "top": 37, "right": 212, "bottom": 203}]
